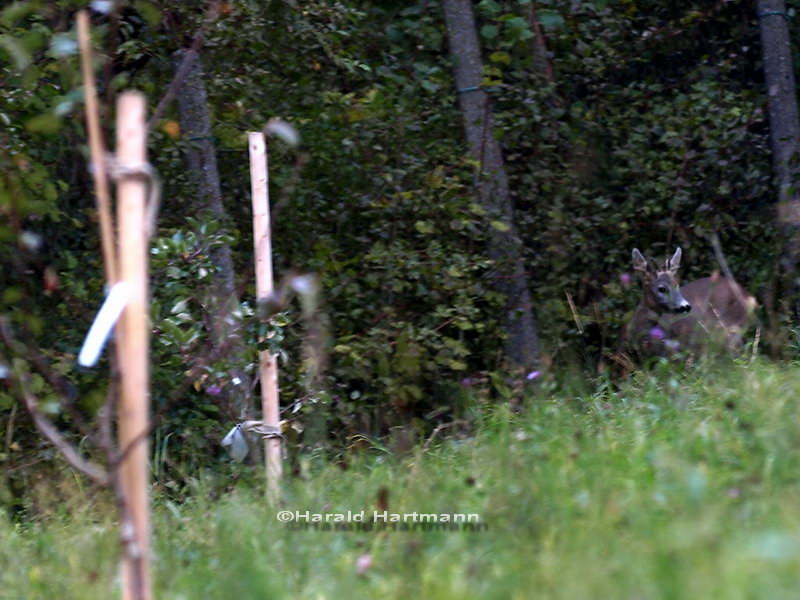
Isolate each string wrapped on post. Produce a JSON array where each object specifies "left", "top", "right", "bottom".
[
  {"left": 105, "top": 154, "right": 162, "bottom": 238},
  {"left": 221, "top": 420, "right": 285, "bottom": 463}
]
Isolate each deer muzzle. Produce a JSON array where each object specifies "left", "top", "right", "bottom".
[{"left": 673, "top": 301, "right": 691, "bottom": 314}]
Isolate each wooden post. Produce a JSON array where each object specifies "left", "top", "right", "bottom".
[
  {"left": 77, "top": 10, "right": 117, "bottom": 285},
  {"left": 249, "top": 131, "right": 282, "bottom": 501},
  {"left": 116, "top": 92, "right": 152, "bottom": 600}
]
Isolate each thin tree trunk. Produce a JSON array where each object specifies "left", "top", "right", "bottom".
[
  {"left": 174, "top": 49, "right": 252, "bottom": 420},
  {"left": 528, "top": 3, "right": 554, "bottom": 83},
  {"left": 441, "top": 0, "right": 540, "bottom": 370},
  {"left": 756, "top": 0, "right": 800, "bottom": 317}
]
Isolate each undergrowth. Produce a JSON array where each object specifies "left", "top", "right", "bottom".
[{"left": 3, "top": 360, "right": 800, "bottom": 599}]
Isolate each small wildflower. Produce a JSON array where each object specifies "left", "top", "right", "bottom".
[
  {"left": 649, "top": 327, "right": 666, "bottom": 341},
  {"left": 355, "top": 553, "right": 372, "bottom": 576},
  {"left": 206, "top": 385, "right": 222, "bottom": 396},
  {"left": 619, "top": 273, "right": 632, "bottom": 286},
  {"left": 526, "top": 370, "right": 541, "bottom": 381},
  {"left": 664, "top": 339, "right": 681, "bottom": 351},
  {"left": 461, "top": 377, "right": 473, "bottom": 387}
]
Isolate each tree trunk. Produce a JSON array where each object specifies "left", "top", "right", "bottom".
[
  {"left": 756, "top": 0, "right": 800, "bottom": 317},
  {"left": 441, "top": 0, "right": 540, "bottom": 371},
  {"left": 174, "top": 49, "right": 252, "bottom": 420},
  {"left": 528, "top": 3, "right": 555, "bottom": 83}
]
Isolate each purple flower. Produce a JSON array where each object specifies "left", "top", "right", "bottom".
[
  {"left": 461, "top": 377, "right": 474, "bottom": 387},
  {"left": 649, "top": 327, "right": 666, "bottom": 341},
  {"left": 619, "top": 273, "right": 632, "bottom": 286},
  {"left": 664, "top": 339, "right": 681, "bottom": 351},
  {"left": 206, "top": 385, "right": 222, "bottom": 396},
  {"left": 355, "top": 553, "right": 373, "bottom": 576},
  {"left": 526, "top": 370, "right": 541, "bottom": 381}
]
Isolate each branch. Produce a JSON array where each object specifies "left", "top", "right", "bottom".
[
  {"left": 95, "top": 380, "right": 145, "bottom": 600},
  {"left": 4, "top": 319, "right": 94, "bottom": 438},
  {"left": 78, "top": 10, "right": 117, "bottom": 285},
  {"left": 528, "top": 3, "right": 555, "bottom": 82},
  {"left": 0, "top": 318, "right": 109, "bottom": 485},
  {"left": 17, "top": 375, "right": 109, "bottom": 486},
  {"left": 709, "top": 232, "right": 760, "bottom": 322},
  {"left": 146, "top": 0, "right": 223, "bottom": 132}
]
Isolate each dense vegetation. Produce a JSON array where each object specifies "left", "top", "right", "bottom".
[{"left": 5, "top": 362, "right": 800, "bottom": 598}]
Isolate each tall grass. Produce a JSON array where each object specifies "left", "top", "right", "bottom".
[{"left": 4, "top": 360, "right": 800, "bottom": 599}]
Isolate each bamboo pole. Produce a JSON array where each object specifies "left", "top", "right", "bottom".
[
  {"left": 77, "top": 10, "right": 117, "bottom": 285},
  {"left": 249, "top": 131, "right": 282, "bottom": 501},
  {"left": 116, "top": 92, "right": 152, "bottom": 600}
]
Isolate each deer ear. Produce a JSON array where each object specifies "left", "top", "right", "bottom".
[
  {"left": 667, "top": 247, "right": 682, "bottom": 273},
  {"left": 632, "top": 248, "right": 649, "bottom": 273}
]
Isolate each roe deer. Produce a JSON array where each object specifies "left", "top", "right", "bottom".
[{"left": 625, "top": 247, "right": 756, "bottom": 359}]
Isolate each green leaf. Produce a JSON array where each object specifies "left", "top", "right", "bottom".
[
  {"left": 490, "top": 220, "right": 511, "bottom": 232},
  {"left": 537, "top": 9, "right": 565, "bottom": 30},
  {"left": 25, "top": 113, "right": 62, "bottom": 134},
  {"left": 133, "top": 0, "right": 162, "bottom": 26},
  {"left": 503, "top": 16, "right": 534, "bottom": 41},
  {"left": 480, "top": 25, "right": 498, "bottom": 40},
  {"left": 477, "top": 0, "right": 501, "bottom": 14},
  {"left": 0, "top": 34, "right": 31, "bottom": 70},
  {"left": 171, "top": 299, "right": 190, "bottom": 316},
  {"left": 414, "top": 220, "right": 435, "bottom": 234},
  {"left": 1, "top": 2, "right": 36, "bottom": 27},
  {"left": 489, "top": 51, "right": 511, "bottom": 65}
]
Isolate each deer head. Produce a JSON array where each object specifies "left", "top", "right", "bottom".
[{"left": 631, "top": 247, "right": 692, "bottom": 315}]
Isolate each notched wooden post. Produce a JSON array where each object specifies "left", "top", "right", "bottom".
[
  {"left": 248, "top": 132, "right": 283, "bottom": 503},
  {"left": 116, "top": 91, "right": 152, "bottom": 600},
  {"left": 249, "top": 131, "right": 282, "bottom": 502}
]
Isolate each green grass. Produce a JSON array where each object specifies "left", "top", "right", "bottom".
[{"left": 4, "top": 360, "right": 800, "bottom": 599}]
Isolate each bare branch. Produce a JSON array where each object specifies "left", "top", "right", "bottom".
[
  {"left": 709, "top": 232, "right": 760, "bottom": 322},
  {"left": 3, "top": 319, "right": 94, "bottom": 438},
  {"left": 146, "top": 0, "right": 223, "bottom": 132},
  {"left": 528, "top": 3, "right": 555, "bottom": 82},
  {"left": 0, "top": 318, "right": 109, "bottom": 485},
  {"left": 17, "top": 376, "right": 109, "bottom": 486}
]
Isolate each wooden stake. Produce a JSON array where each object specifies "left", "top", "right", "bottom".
[
  {"left": 77, "top": 10, "right": 117, "bottom": 285},
  {"left": 249, "top": 131, "right": 282, "bottom": 502},
  {"left": 116, "top": 92, "right": 152, "bottom": 600}
]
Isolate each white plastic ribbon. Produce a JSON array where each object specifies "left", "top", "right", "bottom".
[
  {"left": 221, "top": 423, "right": 250, "bottom": 463},
  {"left": 77, "top": 282, "right": 132, "bottom": 367}
]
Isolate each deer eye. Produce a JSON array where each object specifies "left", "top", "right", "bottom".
[{"left": 657, "top": 286, "right": 668, "bottom": 294}]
